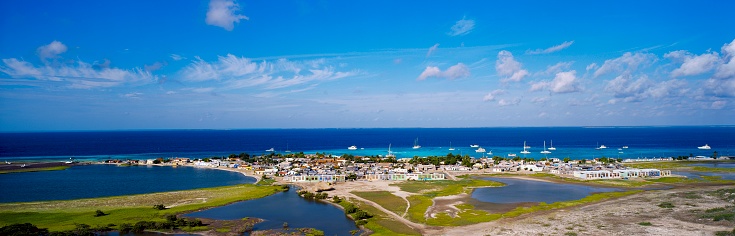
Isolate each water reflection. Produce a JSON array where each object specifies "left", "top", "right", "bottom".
[
  {"left": 473, "top": 177, "right": 619, "bottom": 204},
  {"left": 186, "top": 187, "right": 359, "bottom": 236}
]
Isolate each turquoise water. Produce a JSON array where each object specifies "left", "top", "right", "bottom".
[
  {"left": 472, "top": 177, "right": 619, "bottom": 203},
  {"left": 186, "top": 187, "right": 359, "bottom": 236},
  {"left": 0, "top": 164, "right": 255, "bottom": 203}
]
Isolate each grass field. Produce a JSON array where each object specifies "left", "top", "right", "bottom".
[
  {"left": 343, "top": 198, "right": 420, "bottom": 236},
  {"left": 0, "top": 183, "right": 286, "bottom": 232},
  {"left": 352, "top": 191, "right": 407, "bottom": 216},
  {"left": 0, "top": 166, "right": 70, "bottom": 174}
]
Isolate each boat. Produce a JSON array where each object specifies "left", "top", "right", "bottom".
[
  {"left": 540, "top": 141, "right": 551, "bottom": 154},
  {"left": 285, "top": 144, "right": 291, "bottom": 153},
  {"left": 265, "top": 148, "right": 275, "bottom": 152},
  {"left": 348, "top": 145, "right": 358, "bottom": 150},
  {"left": 507, "top": 153, "right": 517, "bottom": 157},
  {"left": 470, "top": 144, "right": 479, "bottom": 148},
  {"left": 412, "top": 138, "right": 421, "bottom": 149},
  {"left": 387, "top": 143, "right": 395, "bottom": 158},
  {"left": 698, "top": 144, "right": 711, "bottom": 150},
  {"left": 599, "top": 145, "right": 607, "bottom": 149},
  {"left": 520, "top": 141, "right": 531, "bottom": 154},
  {"left": 622, "top": 146, "right": 629, "bottom": 149},
  {"left": 548, "top": 140, "right": 556, "bottom": 151},
  {"left": 449, "top": 142, "right": 455, "bottom": 151},
  {"left": 487, "top": 150, "right": 493, "bottom": 155},
  {"left": 475, "top": 147, "right": 486, "bottom": 153}
]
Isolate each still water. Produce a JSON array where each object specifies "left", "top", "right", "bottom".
[
  {"left": 690, "top": 162, "right": 735, "bottom": 168},
  {"left": 674, "top": 171, "right": 735, "bottom": 180},
  {"left": 472, "top": 177, "right": 620, "bottom": 203},
  {"left": 0, "top": 164, "right": 255, "bottom": 203},
  {"left": 186, "top": 187, "right": 359, "bottom": 236}
]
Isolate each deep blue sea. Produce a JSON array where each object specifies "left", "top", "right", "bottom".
[{"left": 1, "top": 127, "right": 733, "bottom": 161}]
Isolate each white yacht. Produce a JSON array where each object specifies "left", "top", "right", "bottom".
[
  {"left": 508, "top": 153, "right": 517, "bottom": 157},
  {"left": 622, "top": 146, "right": 629, "bottom": 149},
  {"left": 412, "top": 138, "right": 421, "bottom": 149},
  {"left": 265, "top": 147, "right": 275, "bottom": 152},
  {"left": 548, "top": 140, "right": 556, "bottom": 151},
  {"left": 540, "top": 141, "right": 551, "bottom": 154},
  {"left": 520, "top": 141, "right": 531, "bottom": 154},
  {"left": 475, "top": 147, "right": 486, "bottom": 153},
  {"left": 470, "top": 144, "right": 480, "bottom": 148},
  {"left": 487, "top": 150, "right": 493, "bottom": 155},
  {"left": 698, "top": 144, "right": 711, "bottom": 150},
  {"left": 348, "top": 145, "right": 358, "bottom": 150}
]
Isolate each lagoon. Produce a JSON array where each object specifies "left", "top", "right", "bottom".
[
  {"left": 472, "top": 177, "right": 619, "bottom": 204},
  {"left": 690, "top": 162, "right": 735, "bottom": 168},
  {"left": 0, "top": 164, "right": 255, "bottom": 203},
  {"left": 186, "top": 187, "right": 359, "bottom": 236}
]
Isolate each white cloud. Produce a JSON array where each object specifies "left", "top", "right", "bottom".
[
  {"left": 205, "top": 0, "right": 249, "bottom": 31},
  {"left": 715, "top": 38, "right": 735, "bottom": 79},
  {"left": 448, "top": 17, "right": 475, "bottom": 36},
  {"left": 593, "top": 52, "right": 657, "bottom": 78},
  {"left": 711, "top": 100, "right": 726, "bottom": 109},
  {"left": 586, "top": 63, "right": 598, "bottom": 71},
  {"left": 170, "top": 54, "right": 186, "bottom": 61},
  {"left": 538, "top": 61, "right": 573, "bottom": 76},
  {"left": 37, "top": 41, "right": 67, "bottom": 61},
  {"left": 179, "top": 54, "right": 358, "bottom": 90},
  {"left": 495, "top": 50, "right": 528, "bottom": 83},
  {"left": 531, "top": 97, "right": 550, "bottom": 103},
  {"left": 498, "top": 98, "right": 521, "bottom": 106},
  {"left": 0, "top": 58, "right": 155, "bottom": 89},
  {"left": 417, "top": 63, "right": 470, "bottom": 80},
  {"left": 123, "top": 92, "right": 143, "bottom": 99},
  {"left": 703, "top": 77, "right": 735, "bottom": 97},
  {"left": 426, "top": 43, "right": 439, "bottom": 58},
  {"left": 664, "top": 50, "right": 720, "bottom": 77},
  {"left": 604, "top": 75, "right": 651, "bottom": 102},
  {"left": 529, "top": 70, "right": 581, "bottom": 94},
  {"left": 482, "top": 89, "right": 505, "bottom": 102},
  {"left": 526, "top": 41, "right": 574, "bottom": 55}
]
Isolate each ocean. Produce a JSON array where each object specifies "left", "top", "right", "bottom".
[{"left": 1, "top": 126, "right": 733, "bottom": 161}]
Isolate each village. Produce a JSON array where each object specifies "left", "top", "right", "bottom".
[{"left": 103, "top": 152, "right": 673, "bottom": 182}]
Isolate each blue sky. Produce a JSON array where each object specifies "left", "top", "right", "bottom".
[{"left": 1, "top": 0, "right": 734, "bottom": 131}]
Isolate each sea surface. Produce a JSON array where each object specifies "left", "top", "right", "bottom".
[
  {"left": 0, "top": 164, "right": 255, "bottom": 203},
  {"left": 186, "top": 187, "right": 359, "bottom": 236},
  {"left": 1, "top": 126, "right": 733, "bottom": 161},
  {"left": 473, "top": 177, "right": 619, "bottom": 203}
]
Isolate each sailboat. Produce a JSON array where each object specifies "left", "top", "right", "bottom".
[
  {"left": 348, "top": 145, "right": 358, "bottom": 150},
  {"left": 475, "top": 147, "right": 486, "bottom": 153},
  {"left": 487, "top": 150, "right": 493, "bottom": 155},
  {"left": 412, "top": 138, "right": 421, "bottom": 149},
  {"left": 548, "top": 140, "right": 556, "bottom": 151},
  {"left": 698, "top": 144, "right": 711, "bottom": 150},
  {"left": 265, "top": 147, "right": 275, "bottom": 152},
  {"left": 449, "top": 142, "right": 455, "bottom": 151},
  {"left": 520, "top": 141, "right": 531, "bottom": 154},
  {"left": 387, "top": 143, "right": 395, "bottom": 158},
  {"left": 285, "top": 143, "right": 291, "bottom": 153},
  {"left": 540, "top": 141, "right": 551, "bottom": 154}
]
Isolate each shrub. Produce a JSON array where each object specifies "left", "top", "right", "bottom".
[
  {"left": 94, "top": 210, "right": 106, "bottom": 217},
  {"left": 332, "top": 196, "right": 342, "bottom": 203},
  {"left": 353, "top": 210, "right": 372, "bottom": 220},
  {"left": 0, "top": 223, "right": 49, "bottom": 235},
  {"left": 153, "top": 204, "right": 166, "bottom": 210},
  {"left": 658, "top": 202, "right": 675, "bottom": 208},
  {"left": 344, "top": 204, "right": 358, "bottom": 214},
  {"left": 638, "top": 222, "right": 653, "bottom": 226}
]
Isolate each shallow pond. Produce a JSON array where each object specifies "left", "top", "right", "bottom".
[
  {"left": 690, "top": 162, "right": 735, "bottom": 169},
  {"left": 674, "top": 171, "right": 735, "bottom": 180},
  {"left": 472, "top": 177, "right": 620, "bottom": 204},
  {"left": 0, "top": 164, "right": 255, "bottom": 203},
  {"left": 186, "top": 187, "right": 359, "bottom": 236}
]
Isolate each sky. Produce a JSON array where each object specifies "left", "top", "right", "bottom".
[{"left": 1, "top": 0, "right": 734, "bottom": 131}]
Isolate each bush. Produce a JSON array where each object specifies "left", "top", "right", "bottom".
[
  {"left": 638, "top": 222, "right": 653, "bottom": 226},
  {"left": 332, "top": 196, "right": 342, "bottom": 203},
  {"left": 94, "top": 210, "right": 106, "bottom": 217},
  {"left": 658, "top": 202, "right": 675, "bottom": 208},
  {"left": 153, "top": 204, "right": 166, "bottom": 210},
  {"left": 353, "top": 210, "right": 372, "bottom": 220},
  {"left": 0, "top": 223, "right": 49, "bottom": 235},
  {"left": 344, "top": 204, "right": 358, "bottom": 214},
  {"left": 355, "top": 220, "right": 368, "bottom": 226}
]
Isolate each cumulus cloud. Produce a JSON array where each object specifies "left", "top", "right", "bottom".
[
  {"left": 530, "top": 70, "right": 581, "bottom": 94},
  {"left": 37, "top": 41, "right": 67, "bottom": 61},
  {"left": 711, "top": 101, "right": 726, "bottom": 109},
  {"left": 586, "top": 63, "right": 598, "bottom": 72},
  {"left": 593, "top": 52, "right": 657, "bottom": 78},
  {"left": 498, "top": 98, "right": 521, "bottom": 106},
  {"left": 700, "top": 38, "right": 735, "bottom": 97},
  {"left": 426, "top": 43, "right": 440, "bottom": 58},
  {"left": 482, "top": 89, "right": 505, "bottom": 102},
  {"left": 715, "top": 38, "right": 735, "bottom": 79},
  {"left": 180, "top": 54, "right": 357, "bottom": 90},
  {"left": 665, "top": 50, "right": 720, "bottom": 77},
  {"left": 0, "top": 58, "right": 155, "bottom": 89},
  {"left": 526, "top": 41, "right": 574, "bottom": 55},
  {"left": 495, "top": 50, "right": 528, "bottom": 83},
  {"left": 603, "top": 74, "right": 688, "bottom": 102},
  {"left": 448, "top": 17, "right": 475, "bottom": 36},
  {"left": 206, "top": 0, "right": 249, "bottom": 31},
  {"left": 417, "top": 63, "right": 470, "bottom": 80}
]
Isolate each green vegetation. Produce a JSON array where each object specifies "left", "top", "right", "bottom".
[
  {"left": 337, "top": 197, "right": 420, "bottom": 236},
  {"left": 392, "top": 177, "right": 504, "bottom": 196},
  {"left": 624, "top": 161, "right": 735, "bottom": 173},
  {"left": 352, "top": 191, "right": 407, "bottom": 216},
  {"left": 0, "top": 165, "right": 70, "bottom": 174},
  {"left": 658, "top": 202, "right": 675, "bottom": 208},
  {"left": 0, "top": 184, "right": 287, "bottom": 232},
  {"left": 700, "top": 206, "right": 735, "bottom": 222},
  {"left": 638, "top": 222, "right": 653, "bottom": 226}
]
